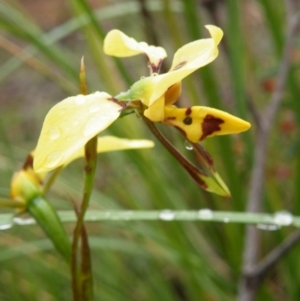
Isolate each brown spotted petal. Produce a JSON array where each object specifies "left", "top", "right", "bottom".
[{"left": 163, "top": 105, "right": 251, "bottom": 142}]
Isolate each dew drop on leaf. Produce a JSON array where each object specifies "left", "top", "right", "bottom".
[
  {"left": 185, "top": 140, "right": 193, "bottom": 150},
  {"left": 198, "top": 209, "right": 213, "bottom": 220},
  {"left": 257, "top": 224, "right": 280, "bottom": 231},
  {"left": 273, "top": 211, "right": 293, "bottom": 226},
  {"left": 159, "top": 210, "right": 175, "bottom": 221},
  {"left": 0, "top": 223, "right": 13, "bottom": 230},
  {"left": 13, "top": 216, "right": 35, "bottom": 225}
]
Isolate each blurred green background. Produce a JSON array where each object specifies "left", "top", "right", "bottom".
[{"left": 1, "top": 0, "right": 300, "bottom": 300}]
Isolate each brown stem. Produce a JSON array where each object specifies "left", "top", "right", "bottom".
[
  {"left": 238, "top": 2, "right": 300, "bottom": 300},
  {"left": 142, "top": 116, "right": 210, "bottom": 190}
]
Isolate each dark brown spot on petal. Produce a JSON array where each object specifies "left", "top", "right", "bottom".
[
  {"left": 183, "top": 116, "right": 193, "bottom": 125},
  {"left": 166, "top": 116, "right": 176, "bottom": 121},
  {"left": 172, "top": 61, "right": 187, "bottom": 71},
  {"left": 185, "top": 107, "right": 192, "bottom": 115},
  {"left": 201, "top": 114, "right": 224, "bottom": 140}
]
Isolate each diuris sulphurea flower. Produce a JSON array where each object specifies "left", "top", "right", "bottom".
[
  {"left": 105, "top": 25, "right": 250, "bottom": 141},
  {"left": 33, "top": 25, "right": 251, "bottom": 196}
]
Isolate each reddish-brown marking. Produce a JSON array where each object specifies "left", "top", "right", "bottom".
[
  {"left": 201, "top": 114, "right": 224, "bottom": 140},
  {"left": 172, "top": 61, "right": 187, "bottom": 71},
  {"left": 23, "top": 153, "right": 34, "bottom": 170},
  {"left": 185, "top": 107, "right": 192, "bottom": 115}
]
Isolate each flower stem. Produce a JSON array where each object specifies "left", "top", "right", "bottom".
[
  {"left": 142, "top": 117, "right": 205, "bottom": 184},
  {"left": 71, "top": 58, "right": 96, "bottom": 301}
]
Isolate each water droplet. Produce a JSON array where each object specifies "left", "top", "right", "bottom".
[
  {"left": 198, "top": 209, "right": 213, "bottom": 220},
  {"left": 89, "top": 103, "right": 102, "bottom": 113},
  {"left": 83, "top": 117, "right": 99, "bottom": 137},
  {"left": 152, "top": 73, "right": 158, "bottom": 76},
  {"left": 75, "top": 95, "right": 86, "bottom": 105},
  {"left": 0, "top": 223, "right": 13, "bottom": 230},
  {"left": 48, "top": 126, "right": 61, "bottom": 141},
  {"left": 159, "top": 210, "right": 175, "bottom": 221},
  {"left": 223, "top": 217, "right": 230, "bottom": 223},
  {"left": 45, "top": 152, "right": 64, "bottom": 169},
  {"left": 257, "top": 224, "right": 280, "bottom": 231},
  {"left": 273, "top": 211, "right": 293, "bottom": 226},
  {"left": 123, "top": 210, "right": 133, "bottom": 220},
  {"left": 13, "top": 216, "right": 35, "bottom": 225},
  {"left": 104, "top": 212, "right": 111, "bottom": 219},
  {"left": 185, "top": 140, "right": 193, "bottom": 150},
  {"left": 140, "top": 76, "right": 146, "bottom": 80}
]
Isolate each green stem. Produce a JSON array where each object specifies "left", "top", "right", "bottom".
[
  {"left": 3, "top": 210, "right": 297, "bottom": 227},
  {"left": 27, "top": 196, "right": 71, "bottom": 264},
  {"left": 71, "top": 136, "right": 97, "bottom": 301},
  {"left": 43, "top": 166, "right": 64, "bottom": 194},
  {"left": 71, "top": 57, "right": 96, "bottom": 301}
]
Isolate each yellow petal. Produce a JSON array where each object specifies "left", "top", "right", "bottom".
[
  {"left": 148, "top": 25, "right": 223, "bottom": 105},
  {"left": 165, "top": 82, "right": 182, "bottom": 105},
  {"left": 164, "top": 105, "right": 251, "bottom": 143},
  {"left": 143, "top": 94, "right": 165, "bottom": 122},
  {"left": 104, "top": 29, "right": 167, "bottom": 68},
  {"left": 34, "top": 92, "right": 123, "bottom": 173},
  {"left": 66, "top": 136, "right": 154, "bottom": 164}
]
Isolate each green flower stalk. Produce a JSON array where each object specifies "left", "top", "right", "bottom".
[{"left": 10, "top": 153, "right": 71, "bottom": 263}]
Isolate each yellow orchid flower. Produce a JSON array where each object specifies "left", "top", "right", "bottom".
[
  {"left": 33, "top": 91, "right": 154, "bottom": 173},
  {"left": 105, "top": 26, "right": 251, "bottom": 141}
]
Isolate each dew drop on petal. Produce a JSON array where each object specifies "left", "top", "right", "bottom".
[
  {"left": 48, "top": 126, "right": 61, "bottom": 141},
  {"left": 159, "top": 210, "right": 175, "bottom": 221},
  {"left": 198, "top": 209, "right": 213, "bottom": 220},
  {"left": 89, "top": 103, "right": 102, "bottom": 113},
  {"left": 44, "top": 152, "right": 64, "bottom": 169},
  {"left": 75, "top": 94, "right": 86, "bottom": 105},
  {"left": 185, "top": 140, "right": 193, "bottom": 150},
  {"left": 83, "top": 117, "right": 99, "bottom": 137},
  {"left": 273, "top": 211, "right": 293, "bottom": 226}
]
